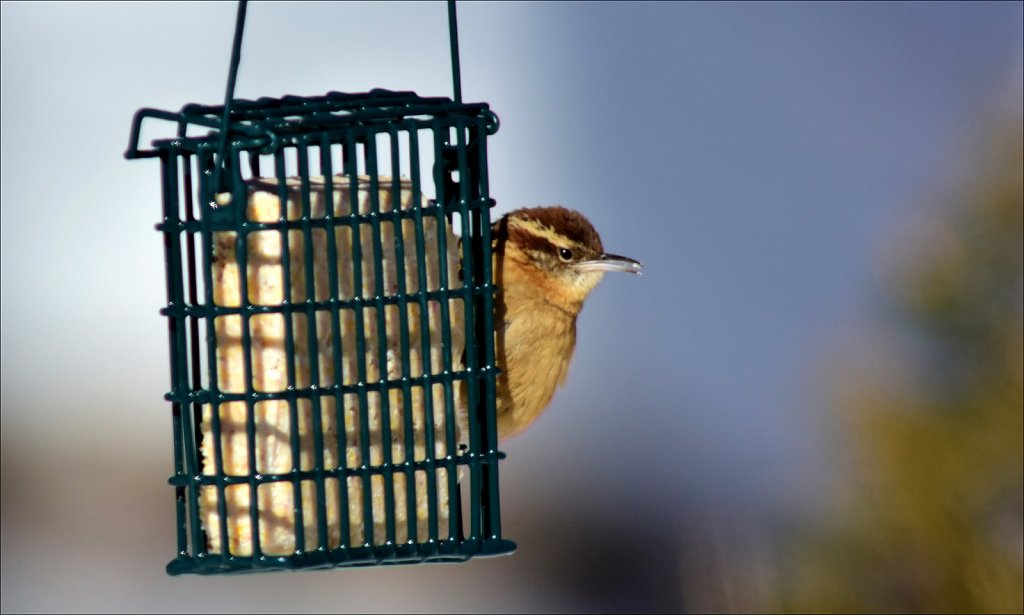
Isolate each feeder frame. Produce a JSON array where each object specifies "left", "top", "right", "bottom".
[{"left": 125, "top": 0, "right": 515, "bottom": 575}]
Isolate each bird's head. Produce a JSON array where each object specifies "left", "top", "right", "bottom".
[{"left": 494, "top": 206, "right": 643, "bottom": 311}]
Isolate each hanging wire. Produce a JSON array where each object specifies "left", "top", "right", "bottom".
[
  {"left": 211, "top": 0, "right": 462, "bottom": 200},
  {"left": 447, "top": 0, "right": 463, "bottom": 104},
  {"left": 211, "top": 0, "right": 249, "bottom": 203}
]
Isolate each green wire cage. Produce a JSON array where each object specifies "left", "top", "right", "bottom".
[{"left": 125, "top": 1, "right": 515, "bottom": 575}]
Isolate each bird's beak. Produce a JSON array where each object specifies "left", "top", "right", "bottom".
[{"left": 576, "top": 252, "right": 644, "bottom": 274}]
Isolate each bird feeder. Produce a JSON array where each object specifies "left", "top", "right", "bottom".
[{"left": 125, "top": 0, "right": 515, "bottom": 575}]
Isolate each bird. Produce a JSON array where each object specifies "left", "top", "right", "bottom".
[{"left": 489, "top": 206, "right": 643, "bottom": 441}]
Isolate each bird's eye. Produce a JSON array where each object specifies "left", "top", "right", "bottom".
[{"left": 558, "top": 247, "right": 573, "bottom": 262}]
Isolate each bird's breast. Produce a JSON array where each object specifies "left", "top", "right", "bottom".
[{"left": 494, "top": 281, "right": 578, "bottom": 440}]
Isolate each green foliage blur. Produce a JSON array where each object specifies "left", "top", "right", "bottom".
[{"left": 777, "top": 112, "right": 1023, "bottom": 614}]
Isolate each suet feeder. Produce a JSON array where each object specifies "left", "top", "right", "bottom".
[{"left": 125, "top": 0, "right": 515, "bottom": 575}]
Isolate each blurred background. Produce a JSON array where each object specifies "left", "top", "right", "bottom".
[{"left": 1, "top": 1, "right": 1021, "bottom": 612}]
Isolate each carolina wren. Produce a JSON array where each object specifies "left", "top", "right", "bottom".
[{"left": 490, "top": 206, "right": 643, "bottom": 441}]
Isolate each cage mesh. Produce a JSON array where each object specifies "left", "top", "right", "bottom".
[{"left": 127, "top": 89, "right": 514, "bottom": 575}]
